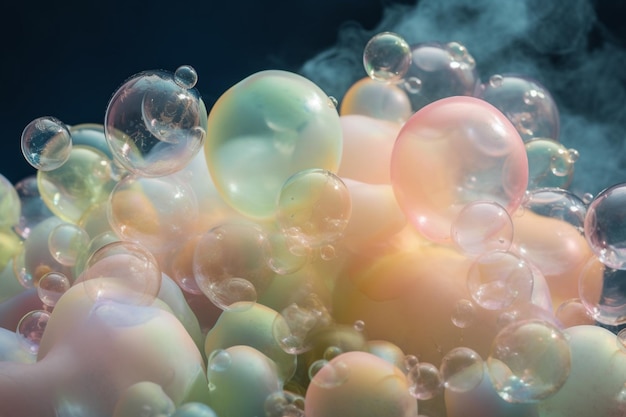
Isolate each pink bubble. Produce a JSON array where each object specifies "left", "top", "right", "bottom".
[{"left": 391, "top": 96, "right": 528, "bottom": 243}]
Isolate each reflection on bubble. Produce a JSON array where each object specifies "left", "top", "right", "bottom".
[
  {"left": 525, "top": 138, "right": 576, "bottom": 190},
  {"left": 363, "top": 32, "right": 411, "bottom": 83},
  {"left": 578, "top": 256, "right": 626, "bottom": 326},
  {"left": 451, "top": 299, "right": 476, "bottom": 328},
  {"left": 487, "top": 319, "right": 571, "bottom": 403},
  {"left": 21, "top": 116, "right": 72, "bottom": 171},
  {"left": 48, "top": 223, "right": 89, "bottom": 266},
  {"left": 439, "top": 347, "right": 484, "bottom": 392},
  {"left": 16, "top": 309, "right": 50, "bottom": 354},
  {"left": 451, "top": 200, "right": 513, "bottom": 257},
  {"left": 555, "top": 298, "right": 594, "bottom": 328},
  {"left": 264, "top": 390, "right": 305, "bottom": 417},
  {"left": 37, "top": 271, "right": 70, "bottom": 307},
  {"left": 208, "top": 349, "right": 232, "bottom": 373},
  {"left": 340, "top": 77, "right": 412, "bottom": 123},
  {"left": 467, "top": 250, "right": 534, "bottom": 310},
  {"left": 309, "top": 358, "right": 350, "bottom": 388}
]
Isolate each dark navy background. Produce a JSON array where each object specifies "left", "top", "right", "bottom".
[{"left": 0, "top": 0, "right": 624, "bottom": 184}]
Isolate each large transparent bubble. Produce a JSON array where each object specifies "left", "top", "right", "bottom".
[
  {"left": 362, "top": 32, "right": 412, "bottom": 83},
  {"left": 204, "top": 70, "right": 342, "bottom": 219},
  {"left": 391, "top": 96, "right": 528, "bottom": 243},
  {"left": 105, "top": 67, "right": 207, "bottom": 177}
]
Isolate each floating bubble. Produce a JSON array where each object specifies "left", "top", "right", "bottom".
[
  {"left": 353, "top": 319, "right": 365, "bottom": 332},
  {"left": 391, "top": 96, "right": 528, "bottom": 243},
  {"left": 105, "top": 68, "right": 207, "bottom": 177},
  {"left": 204, "top": 70, "right": 342, "bottom": 219},
  {"left": 16, "top": 309, "right": 50, "bottom": 354},
  {"left": 487, "top": 319, "right": 571, "bottom": 403},
  {"left": 113, "top": 381, "right": 175, "bottom": 417},
  {"left": 20, "top": 116, "right": 72, "bottom": 171},
  {"left": 0, "top": 174, "right": 20, "bottom": 231},
  {"left": 208, "top": 349, "right": 232, "bottom": 372},
  {"left": 174, "top": 65, "right": 199, "bottom": 89},
  {"left": 523, "top": 188, "right": 586, "bottom": 232},
  {"left": 478, "top": 74, "right": 560, "bottom": 142},
  {"left": 451, "top": 200, "right": 513, "bottom": 256},
  {"left": 578, "top": 256, "right": 626, "bottom": 326},
  {"left": 467, "top": 250, "right": 534, "bottom": 310},
  {"left": 12, "top": 175, "right": 54, "bottom": 239},
  {"left": 584, "top": 183, "right": 626, "bottom": 269},
  {"left": 340, "top": 77, "right": 412, "bottom": 123},
  {"left": 265, "top": 226, "right": 311, "bottom": 276},
  {"left": 401, "top": 42, "right": 480, "bottom": 112},
  {"left": 323, "top": 346, "right": 343, "bottom": 361},
  {"left": 193, "top": 221, "right": 272, "bottom": 310},
  {"left": 272, "top": 294, "right": 331, "bottom": 355},
  {"left": 439, "top": 347, "right": 484, "bottom": 392},
  {"left": 407, "top": 362, "right": 443, "bottom": 400},
  {"left": 81, "top": 240, "right": 162, "bottom": 306},
  {"left": 276, "top": 169, "right": 351, "bottom": 248},
  {"left": 525, "top": 138, "right": 576, "bottom": 189},
  {"left": 37, "top": 271, "right": 70, "bottom": 307},
  {"left": 48, "top": 223, "right": 89, "bottom": 266},
  {"left": 37, "top": 145, "right": 116, "bottom": 224},
  {"left": 264, "top": 390, "right": 305, "bottom": 417},
  {"left": 107, "top": 173, "right": 198, "bottom": 251},
  {"left": 363, "top": 32, "right": 411, "bottom": 83},
  {"left": 403, "top": 354, "right": 419, "bottom": 372},
  {"left": 555, "top": 298, "right": 594, "bottom": 328},
  {"left": 451, "top": 299, "right": 476, "bottom": 328}
]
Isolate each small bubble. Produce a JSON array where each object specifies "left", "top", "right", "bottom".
[
  {"left": 567, "top": 148, "right": 580, "bottom": 163},
  {"left": 310, "top": 359, "right": 350, "bottom": 388},
  {"left": 328, "top": 96, "right": 338, "bottom": 108},
  {"left": 407, "top": 362, "right": 443, "bottom": 400},
  {"left": 489, "top": 74, "right": 504, "bottom": 88},
  {"left": 174, "top": 65, "right": 198, "bottom": 89},
  {"left": 16, "top": 310, "right": 50, "bottom": 354},
  {"left": 451, "top": 299, "right": 476, "bottom": 328},
  {"left": 319, "top": 244, "right": 336, "bottom": 261},
  {"left": 21, "top": 116, "right": 72, "bottom": 171},
  {"left": 363, "top": 32, "right": 412, "bottom": 82},
  {"left": 404, "top": 77, "right": 422, "bottom": 94},
  {"left": 582, "top": 192, "right": 594, "bottom": 205},
  {"left": 439, "top": 347, "right": 484, "bottom": 392},
  {"left": 37, "top": 271, "right": 70, "bottom": 308},
  {"left": 403, "top": 354, "right": 419, "bottom": 372},
  {"left": 353, "top": 319, "right": 365, "bottom": 332},
  {"left": 208, "top": 349, "right": 232, "bottom": 372},
  {"left": 323, "top": 346, "right": 343, "bottom": 361}
]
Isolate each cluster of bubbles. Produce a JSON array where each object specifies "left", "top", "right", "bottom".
[{"left": 0, "top": 27, "right": 624, "bottom": 417}]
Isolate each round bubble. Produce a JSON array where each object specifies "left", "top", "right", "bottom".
[
  {"left": 584, "top": 183, "right": 626, "bottom": 269},
  {"left": 578, "top": 256, "right": 626, "bottom": 326},
  {"left": 276, "top": 169, "right": 351, "bottom": 248},
  {"left": 37, "top": 271, "right": 71, "bottom": 307},
  {"left": 204, "top": 70, "right": 343, "bottom": 219},
  {"left": 0, "top": 174, "right": 20, "bottom": 231},
  {"left": 439, "top": 347, "right": 484, "bottom": 392},
  {"left": 37, "top": 145, "right": 116, "bottom": 224},
  {"left": 467, "top": 250, "right": 534, "bottom": 310},
  {"left": 555, "top": 298, "right": 594, "bottom": 328},
  {"left": 264, "top": 390, "right": 305, "bottom": 417},
  {"left": 173, "top": 402, "right": 219, "bottom": 417},
  {"left": 451, "top": 200, "right": 513, "bottom": 257},
  {"left": 451, "top": 299, "right": 476, "bottom": 328},
  {"left": 20, "top": 116, "right": 72, "bottom": 171},
  {"left": 105, "top": 68, "right": 207, "bottom": 177},
  {"left": 48, "top": 223, "right": 89, "bottom": 266},
  {"left": 112, "top": 381, "right": 175, "bottom": 417},
  {"left": 193, "top": 221, "right": 272, "bottom": 310},
  {"left": 107, "top": 173, "right": 198, "bottom": 252},
  {"left": 487, "top": 319, "right": 571, "bottom": 403},
  {"left": 401, "top": 42, "right": 480, "bottom": 112},
  {"left": 80, "top": 240, "right": 162, "bottom": 306},
  {"left": 407, "top": 362, "right": 443, "bottom": 400},
  {"left": 525, "top": 138, "right": 577, "bottom": 190},
  {"left": 16, "top": 309, "right": 50, "bottom": 354},
  {"left": 309, "top": 358, "right": 350, "bottom": 388},
  {"left": 72, "top": 231, "right": 120, "bottom": 278},
  {"left": 363, "top": 32, "right": 411, "bottom": 83},
  {"left": 264, "top": 225, "right": 311, "bottom": 276},
  {"left": 478, "top": 74, "right": 560, "bottom": 143},
  {"left": 340, "top": 77, "right": 411, "bottom": 123},
  {"left": 523, "top": 188, "right": 587, "bottom": 232},
  {"left": 391, "top": 96, "right": 528, "bottom": 243},
  {"left": 174, "top": 65, "right": 199, "bottom": 89},
  {"left": 12, "top": 175, "right": 54, "bottom": 239}
]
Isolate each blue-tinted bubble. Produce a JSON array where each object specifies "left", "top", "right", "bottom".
[
  {"left": 21, "top": 116, "right": 72, "bottom": 171},
  {"left": 525, "top": 138, "right": 576, "bottom": 190},
  {"left": 174, "top": 65, "right": 198, "bottom": 89}
]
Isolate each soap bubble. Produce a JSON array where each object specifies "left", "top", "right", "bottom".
[
  {"left": 578, "top": 256, "right": 626, "bottom": 326},
  {"left": 105, "top": 68, "right": 207, "bottom": 177},
  {"left": 264, "top": 390, "right": 305, "bottom": 417},
  {"left": 0, "top": 174, "right": 20, "bottom": 231},
  {"left": 37, "top": 271, "right": 71, "bottom": 307},
  {"left": 439, "top": 347, "right": 484, "bottom": 392},
  {"left": 264, "top": 225, "right": 311, "bottom": 276},
  {"left": 107, "top": 173, "right": 198, "bottom": 252},
  {"left": 525, "top": 138, "right": 576, "bottom": 190},
  {"left": 208, "top": 349, "right": 232, "bottom": 372},
  {"left": 451, "top": 299, "right": 476, "bottom": 328},
  {"left": 523, "top": 188, "right": 587, "bottom": 232},
  {"left": 16, "top": 309, "right": 50, "bottom": 354},
  {"left": 81, "top": 240, "right": 162, "bottom": 306},
  {"left": 401, "top": 42, "right": 480, "bottom": 112},
  {"left": 478, "top": 74, "right": 560, "bottom": 143},
  {"left": 193, "top": 221, "right": 272, "bottom": 310},
  {"left": 12, "top": 175, "right": 54, "bottom": 239},
  {"left": 584, "top": 183, "right": 626, "bottom": 269},
  {"left": 204, "top": 70, "right": 342, "bottom": 219},
  {"left": 309, "top": 358, "right": 350, "bottom": 388},
  {"left": 467, "top": 250, "right": 534, "bottom": 310},
  {"left": 555, "top": 298, "right": 594, "bottom": 328},
  {"left": 487, "top": 319, "right": 571, "bottom": 403},
  {"left": 340, "top": 77, "right": 412, "bottom": 123},
  {"left": 37, "top": 145, "right": 116, "bottom": 224},
  {"left": 407, "top": 362, "right": 443, "bottom": 400},
  {"left": 174, "top": 65, "right": 198, "bottom": 89},
  {"left": 20, "top": 116, "right": 72, "bottom": 171},
  {"left": 48, "top": 223, "right": 89, "bottom": 266},
  {"left": 391, "top": 96, "right": 528, "bottom": 243},
  {"left": 451, "top": 200, "right": 513, "bottom": 257},
  {"left": 363, "top": 32, "right": 411, "bottom": 83},
  {"left": 276, "top": 169, "right": 351, "bottom": 248}
]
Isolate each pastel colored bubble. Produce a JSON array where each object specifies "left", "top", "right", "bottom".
[{"left": 391, "top": 96, "right": 528, "bottom": 243}]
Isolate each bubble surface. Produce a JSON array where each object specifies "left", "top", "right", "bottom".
[
  {"left": 439, "top": 347, "right": 484, "bottom": 392},
  {"left": 451, "top": 200, "right": 513, "bottom": 256},
  {"left": 37, "top": 271, "right": 71, "bottom": 307},
  {"left": 363, "top": 32, "right": 411, "bottom": 82},
  {"left": 487, "top": 319, "right": 571, "bottom": 403},
  {"left": 16, "top": 310, "right": 50, "bottom": 354},
  {"left": 48, "top": 223, "right": 89, "bottom": 266},
  {"left": 407, "top": 362, "right": 443, "bottom": 400},
  {"left": 578, "top": 256, "right": 626, "bottom": 326},
  {"left": 21, "top": 116, "right": 72, "bottom": 171}
]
